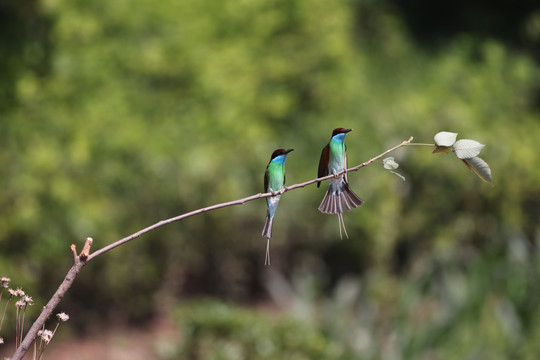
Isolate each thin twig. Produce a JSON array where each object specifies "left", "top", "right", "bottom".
[
  {"left": 404, "top": 142, "right": 434, "bottom": 146},
  {"left": 0, "top": 295, "right": 11, "bottom": 333}
]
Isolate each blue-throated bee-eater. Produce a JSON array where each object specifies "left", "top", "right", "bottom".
[
  {"left": 262, "top": 148, "right": 294, "bottom": 265},
  {"left": 317, "top": 128, "right": 363, "bottom": 238}
]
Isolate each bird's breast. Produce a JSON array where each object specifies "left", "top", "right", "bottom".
[{"left": 328, "top": 143, "right": 345, "bottom": 173}]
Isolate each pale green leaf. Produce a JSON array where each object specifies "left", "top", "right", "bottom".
[
  {"left": 390, "top": 170, "right": 406, "bottom": 181},
  {"left": 463, "top": 156, "right": 492, "bottom": 183},
  {"left": 382, "top": 157, "right": 404, "bottom": 180},
  {"left": 383, "top": 157, "right": 399, "bottom": 170},
  {"left": 434, "top": 131, "right": 458, "bottom": 147},
  {"left": 452, "top": 139, "right": 485, "bottom": 159}
]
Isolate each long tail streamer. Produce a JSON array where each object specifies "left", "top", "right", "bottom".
[
  {"left": 337, "top": 213, "right": 350, "bottom": 240},
  {"left": 265, "top": 238, "right": 271, "bottom": 266}
]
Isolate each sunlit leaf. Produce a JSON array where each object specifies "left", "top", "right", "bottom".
[
  {"left": 383, "top": 157, "right": 399, "bottom": 170},
  {"left": 463, "top": 156, "right": 492, "bottom": 183},
  {"left": 382, "top": 157, "right": 405, "bottom": 180},
  {"left": 434, "top": 131, "right": 458, "bottom": 147},
  {"left": 452, "top": 139, "right": 485, "bottom": 159}
]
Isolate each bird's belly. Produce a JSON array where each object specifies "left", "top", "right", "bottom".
[{"left": 329, "top": 159, "right": 345, "bottom": 174}]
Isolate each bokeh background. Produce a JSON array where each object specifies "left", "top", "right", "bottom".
[{"left": 2, "top": 0, "right": 540, "bottom": 358}]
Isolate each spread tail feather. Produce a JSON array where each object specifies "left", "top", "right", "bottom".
[
  {"left": 318, "top": 182, "right": 364, "bottom": 214},
  {"left": 262, "top": 216, "right": 273, "bottom": 238}
]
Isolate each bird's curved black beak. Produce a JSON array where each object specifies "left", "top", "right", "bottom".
[
  {"left": 285, "top": 149, "right": 294, "bottom": 154},
  {"left": 344, "top": 129, "right": 353, "bottom": 133}
]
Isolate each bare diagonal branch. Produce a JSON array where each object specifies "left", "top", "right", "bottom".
[{"left": 88, "top": 136, "right": 413, "bottom": 261}]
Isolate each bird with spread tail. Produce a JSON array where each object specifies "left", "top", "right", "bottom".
[
  {"left": 262, "top": 148, "right": 294, "bottom": 265},
  {"left": 317, "top": 128, "right": 363, "bottom": 239}
]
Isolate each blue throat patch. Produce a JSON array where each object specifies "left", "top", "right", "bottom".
[
  {"left": 271, "top": 154, "right": 287, "bottom": 164},
  {"left": 332, "top": 133, "right": 347, "bottom": 143}
]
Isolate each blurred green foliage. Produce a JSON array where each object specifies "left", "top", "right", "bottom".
[
  {"left": 164, "top": 233, "right": 540, "bottom": 359},
  {"left": 0, "top": 0, "right": 52, "bottom": 112},
  {"left": 166, "top": 300, "right": 348, "bottom": 360},
  {"left": 167, "top": 231, "right": 540, "bottom": 359},
  {"left": 282, "top": 234, "right": 540, "bottom": 359},
  {"left": 1, "top": 0, "right": 540, "bottom": 356}
]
